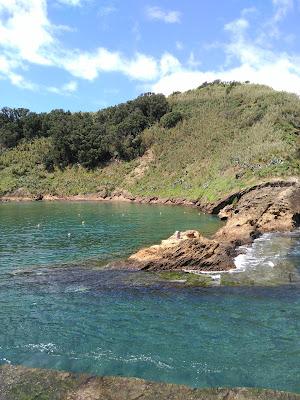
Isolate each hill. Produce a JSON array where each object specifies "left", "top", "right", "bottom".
[{"left": 0, "top": 82, "right": 299, "bottom": 203}]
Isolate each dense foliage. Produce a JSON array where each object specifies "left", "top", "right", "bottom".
[
  {"left": 160, "top": 111, "right": 183, "bottom": 128},
  {"left": 0, "top": 93, "right": 169, "bottom": 169},
  {"left": 0, "top": 82, "right": 299, "bottom": 200}
]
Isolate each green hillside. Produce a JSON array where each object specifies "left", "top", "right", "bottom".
[{"left": 1, "top": 82, "right": 299, "bottom": 203}]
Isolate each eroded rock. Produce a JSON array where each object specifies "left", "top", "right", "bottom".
[
  {"left": 127, "top": 179, "right": 300, "bottom": 272},
  {"left": 0, "top": 365, "right": 299, "bottom": 400}
]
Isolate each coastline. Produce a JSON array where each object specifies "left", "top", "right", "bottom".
[
  {"left": 1, "top": 365, "right": 299, "bottom": 400},
  {"left": 124, "top": 178, "right": 300, "bottom": 275},
  {"left": 0, "top": 192, "right": 210, "bottom": 212},
  {"left": 1, "top": 177, "right": 299, "bottom": 211},
  {"left": 1, "top": 177, "right": 299, "bottom": 278},
  {"left": 1, "top": 182, "right": 299, "bottom": 394}
]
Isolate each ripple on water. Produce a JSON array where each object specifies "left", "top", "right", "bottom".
[
  {"left": 233, "top": 231, "right": 300, "bottom": 284},
  {"left": 0, "top": 203, "right": 299, "bottom": 392}
]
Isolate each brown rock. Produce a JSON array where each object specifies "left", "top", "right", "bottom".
[
  {"left": 127, "top": 178, "right": 300, "bottom": 272},
  {"left": 0, "top": 365, "right": 299, "bottom": 400}
]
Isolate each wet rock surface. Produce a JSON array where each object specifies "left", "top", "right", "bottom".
[
  {"left": 0, "top": 365, "right": 299, "bottom": 400},
  {"left": 128, "top": 179, "right": 300, "bottom": 272}
]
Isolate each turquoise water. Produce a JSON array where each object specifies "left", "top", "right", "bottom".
[
  {"left": 0, "top": 202, "right": 221, "bottom": 272},
  {"left": 0, "top": 202, "right": 300, "bottom": 393}
]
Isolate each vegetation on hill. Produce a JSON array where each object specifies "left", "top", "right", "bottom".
[
  {"left": 0, "top": 93, "right": 169, "bottom": 169},
  {"left": 0, "top": 82, "right": 299, "bottom": 202}
]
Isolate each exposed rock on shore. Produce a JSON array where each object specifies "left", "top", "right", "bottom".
[
  {"left": 0, "top": 365, "right": 299, "bottom": 400},
  {"left": 2, "top": 178, "right": 299, "bottom": 274},
  {"left": 128, "top": 179, "right": 300, "bottom": 272}
]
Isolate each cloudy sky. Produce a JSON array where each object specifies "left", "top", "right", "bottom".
[{"left": 0, "top": 0, "right": 300, "bottom": 111}]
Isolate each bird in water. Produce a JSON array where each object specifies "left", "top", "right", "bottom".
[
  {"left": 81, "top": 220, "right": 85, "bottom": 225},
  {"left": 67, "top": 233, "right": 71, "bottom": 238}
]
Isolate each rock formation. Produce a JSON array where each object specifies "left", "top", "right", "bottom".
[
  {"left": 0, "top": 365, "right": 299, "bottom": 400},
  {"left": 128, "top": 179, "right": 300, "bottom": 272}
]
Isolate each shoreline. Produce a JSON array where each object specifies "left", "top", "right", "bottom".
[
  {"left": 1, "top": 365, "right": 299, "bottom": 400},
  {"left": 1, "top": 177, "right": 298, "bottom": 212},
  {"left": 0, "top": 192, "right": 211, "bottom": 212},
  {"left": 125, "top": 178, "right": 300, "bottom": 274},
  {"left": 1, "top": 177, "right": 299, "bottom": 279}
]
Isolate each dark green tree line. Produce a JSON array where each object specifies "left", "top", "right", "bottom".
[{"left": 0, "top": 93, "right": 169, "bottom": 169}]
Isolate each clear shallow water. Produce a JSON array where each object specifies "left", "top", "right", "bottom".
[
  {"left": 0, "top": 202, "right": 300, "bottom": 393},
  {"left": 0, "top": 201, "right": 221, "bottom": 272}
]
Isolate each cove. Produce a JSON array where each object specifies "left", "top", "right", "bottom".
[{"left": 0, "top": 202, "right": 299, "bottom": 393}]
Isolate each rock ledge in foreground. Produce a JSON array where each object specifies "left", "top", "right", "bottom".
[{"left": 0, "top": 365, "right": 299, "bottom": 400}]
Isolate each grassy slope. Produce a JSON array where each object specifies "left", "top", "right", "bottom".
[{"left": 1, "top": 83, "right": 299, "bottom": 203}]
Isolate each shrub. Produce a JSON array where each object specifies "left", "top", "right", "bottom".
[{"left": 160, "top": 111, "right": 183, "bottom": 129}]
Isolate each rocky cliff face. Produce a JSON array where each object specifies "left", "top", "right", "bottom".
[
  {"left": 128, "top": 179, "right": 300, "bottom": 272},
  {"left": 0, "top": 365, "right": 299, "bottom": 400}
]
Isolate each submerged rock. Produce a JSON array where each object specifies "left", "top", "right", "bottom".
[{"left": 0, "top": 365, "right": 299, "bottom": 400}]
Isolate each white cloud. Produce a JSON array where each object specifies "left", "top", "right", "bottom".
[
  {"left": 159, "top": 53, "right": 181, "bottom": 75},
  {"left": 56, "top": 0, "right": 83, "bottom": 6},
  {"left": 272, "top": 0, "right": 293, "bottom": 22},
  {"left": 0, "top": 1, "right": 161, "bottom": 87},
  {"left": 0, "top": 0, "right": 54, "bottom": 65},
  {"left": 151, "top": 12, "right": 300, "bottom": 97},
  {"left": 98, "top": 5, "right": 117, "bottom": 17},
  {"left": 151, "top": 59, "right": 300, "bottom": 96},
  {"left": 225, "top": 18, "right": 249, "bottom": 37},
  {"left": 61, "top": 48, "right": 122, "bottom": 80},
  {"left": 187, "top": 52, "right": 201, "bottom": 68},
  {"left": 60, "top": 49, "right": 159, "bottom": 81},
  {"left": 47, "top": 80, "right": 78, "bottom": 95},
  {"left": 146, "top": 6, "right": 181, "bottom": 23},
  {"left": 123, "top": 53, "right": 158, "bottom": 81},
  {"left": 176, "top": 41, "right": 183, "bottom": 50},
  {"left": 0, "top": 0, "right": 299, "bottom": 101},
  {"left": 0, "top": 54, "right": 37, "bottom": 90},
  {"left": 262, "top": 0, "right": 294, "bottom": 39}
]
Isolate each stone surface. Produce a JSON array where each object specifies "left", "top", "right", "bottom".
[
  {"left": 0, "top": 365, "right": 299, "bottom": 400},
  {"left": 127, "top": 179, "right": 300, "bottom": 272}
]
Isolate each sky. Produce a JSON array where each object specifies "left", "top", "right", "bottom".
[{"left": 0, "top": 0, "right": 300, "bottom": 112}]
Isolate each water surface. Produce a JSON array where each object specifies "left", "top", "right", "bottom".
[
  {"left": 0, "top": 202, "right": 299, "bottom": 393},
  {"left": 0, "top": 201, "right": 220, "bottom": 272}
]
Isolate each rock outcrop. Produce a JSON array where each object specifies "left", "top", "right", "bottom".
[
  {"left": 128, "top": 179, "right": 300, "bottom": 272},
  {"left": 0, "top": 365, "right": 299, "bottom": 400}
]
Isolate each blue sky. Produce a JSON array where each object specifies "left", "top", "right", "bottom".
[{"left": 0, "top": 0, "right": 300, "bottom": 112}]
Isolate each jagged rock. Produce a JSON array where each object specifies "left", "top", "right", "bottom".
[
  {"left": 0, "top": 365, "right": 299, "bottom": 400},
  {"left": 33, "top": 193, "right": 44, "bottom": 201},
  {"left": 127, "top": 179, "right": 300, "bottom": 272}
]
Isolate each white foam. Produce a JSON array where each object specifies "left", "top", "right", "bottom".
[
  {"left": 0, "top": 358, "right": 11, "bottom": 364},
  {"left": 65, "top": 285, "right": 89, "bottom": 293},
  {"left": 233, "top": 232, "right": 292, "bottom": 274},
  {"left": 89, "top": 348, "right": 173, "bottom": 370},
  {"left": 23, "top": 343, "right": 57, "bottom": 353}
]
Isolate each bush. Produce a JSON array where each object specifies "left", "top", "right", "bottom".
[{"left": 160, "top": 111, "right": 183, "bottom": 128}]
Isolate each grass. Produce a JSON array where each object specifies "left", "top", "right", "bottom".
[{"left": 1, "top": 83, "right": 299, "bottom": 202}]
